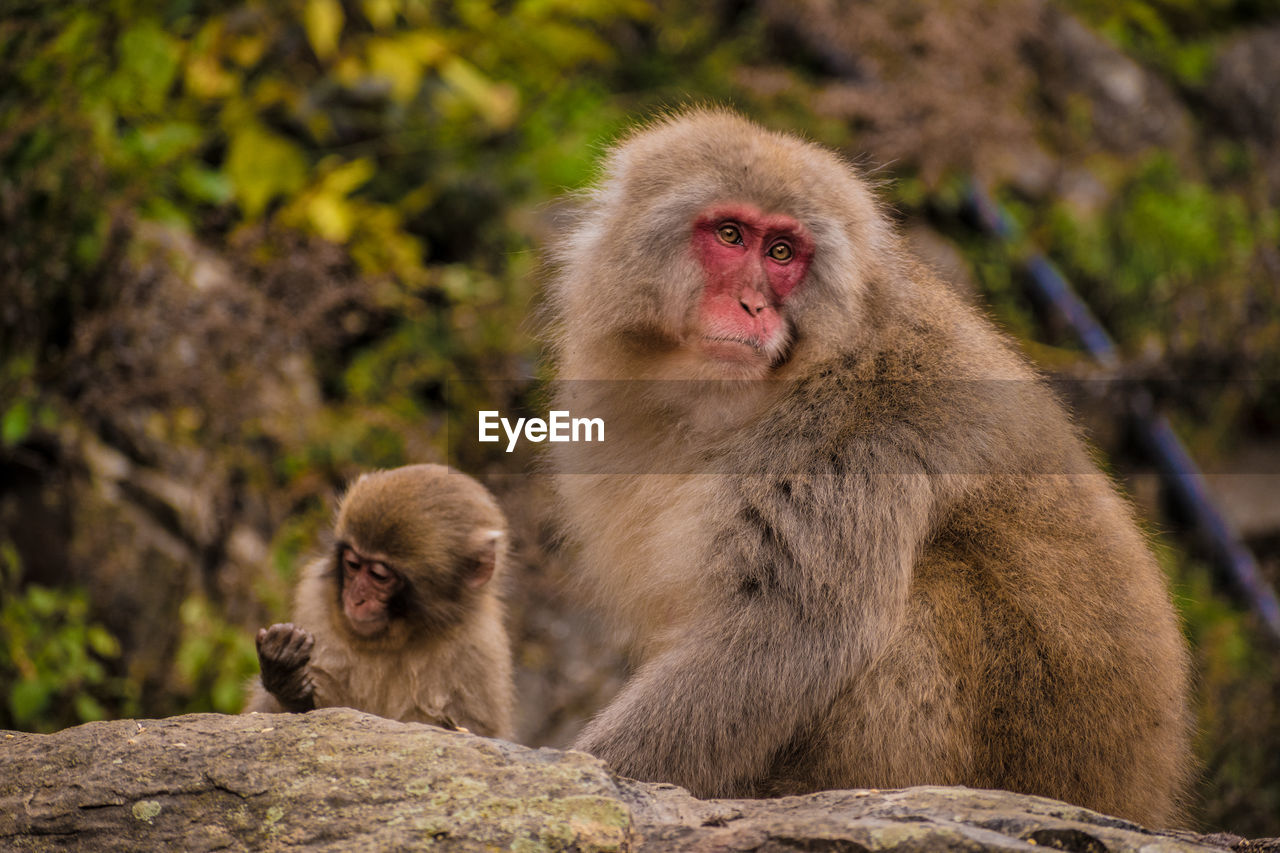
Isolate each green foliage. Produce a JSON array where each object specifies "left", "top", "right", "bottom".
[
  {"left": 1, "top": 401, "right": 33, "bottom": 448},
  {"left": 1064, "top": 0, "right": 1280, "bottom": 84},
  {"left": 0, "top": 544, "right": 136, "bottom": 732},
  {"left": 226, "top": 124, "right": 310, "bottom": 220},
  {"left": 0, "top": 0, "right": 754, "bottom": 733},
  {"left": 172, "top": 594, "right": 259, "bottom": 715},
  {"left": 1036, "top": 154, "right": 1262, "bottom": 349},
  {"left": 268, "top": 499, "right": 331, "bottom": 588},
  {"left": 0, "top": 357, "right": 60, "bottom": 449},
  {"left": 1, "top": 0, "right": 763, "bottom": 450},
  {"left": 0, "top": 0, "right": 671, "bottom": 373}
]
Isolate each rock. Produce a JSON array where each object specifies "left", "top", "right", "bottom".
[
  {"left": 1, "top": 710, "right": 628, "bottom": 852},
  {"left": 1207, "top": 24, "right": 1280, "bottom": 201},
  {"left": 1208, "top": 25, "right": 1280, "bottom": 146},
  {"left": 756, "top": 0, "right": 1048, "bottom": 183},
  {"left": 1, "top": 709, "right": 1269, "bottom": 852},
  {"left": 1028, "top": 4, "right": 1193, "bottom": 158}
]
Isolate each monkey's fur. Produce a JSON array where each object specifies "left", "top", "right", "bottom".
[
  {"left": 546, "top": 110, "right": 1192, "bottom": 825},
  {"left": 244, "top": 464, "right": 514, "bottom": 739}
]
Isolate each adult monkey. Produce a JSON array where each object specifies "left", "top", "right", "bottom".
[{"left": 545, "top": 109, "right": 1192, "bottom": 825}]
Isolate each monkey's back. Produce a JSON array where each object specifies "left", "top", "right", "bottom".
[
  {"left": 715, "top": 287, "right": 1191, "bottom": 823},
  {"left": 951, "top": 475, "right": 1190, "bottom": 826},
  {"left": 777, "top": 479, "right": 1190, "bottom": 823},
  {"left": 760, "top": 338, "right": 1192, "bottom": 825}
]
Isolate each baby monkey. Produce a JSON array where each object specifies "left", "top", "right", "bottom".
[{"left": 244, "top": 464, "right": 514, "bottom": 739}]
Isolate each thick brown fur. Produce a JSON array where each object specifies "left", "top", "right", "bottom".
[
  {"left": 545, "top": 109, "right": 1192, "bottom": 825},
  {"left": 244, "top": 464, "right": 514, "bottom": 739}
]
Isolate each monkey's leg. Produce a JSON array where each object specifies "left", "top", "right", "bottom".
[{"left": 256, "top": 622, "right": 317, "bottom": 712}]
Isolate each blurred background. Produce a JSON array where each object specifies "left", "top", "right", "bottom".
[{"left": 2, "top": 0, "right": 1278, "bottom": 836}]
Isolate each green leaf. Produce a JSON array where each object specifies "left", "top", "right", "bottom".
[
  {"left": 26, "top": 586, "right": 59, "bottom": 618},
  {"left": 128, "top": 122, "right": 203, "bottom": 166},
  {"left": 2, "top": 400, "right": 32, "bottom": 446},
  {"left": 226, "top": 124, "right": 309, "bottom": 219},
  {"left": 212, "top": 677, "right": 244, "bottom": 714},
  {"left": 9, "top": 678, "right": 50, "bottom": 724},
  {"left": 112, "top": 22, "right": 180, "bottom": 115},
  {"left": 178, "top": 162, "right": 233, "bottom": 205},
  {"left": 439, "top": 58, "right": 519, "bottom": 131},
  {"left": 74, "top": 693, "right": 107, "bottom": 723},
  {"left": 87, "top": 626, "right": 121, "bottom": 658},
  {"left": 0, "top": 542, "right": 21, "bottom": 580}
]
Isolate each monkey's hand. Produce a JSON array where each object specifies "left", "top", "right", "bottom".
[
  {"left": 256, "top": 623, "right": 316, "bottom": 712},
  {"left": 572, "top": 620, "right": 827, "bottom": 798}
]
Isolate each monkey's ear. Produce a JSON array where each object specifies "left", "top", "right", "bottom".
[{"left": 465, "top": 529, "right": 504, "bottom": 589}]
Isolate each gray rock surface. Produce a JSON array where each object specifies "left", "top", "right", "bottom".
[
  {"left": 1208, "top": 24, "right": 1280, "bottom": 146},
  {"left": 1208, "top": 24, "right": 1280, "bottom": 201},
  {"left": 1, "top": 709, "right": 1272, "bottom": 852},
  {"left": 1028, "top": 4, "right": 1193, "bottom": 158}
]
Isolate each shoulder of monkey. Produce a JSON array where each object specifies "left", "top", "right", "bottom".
[{"left": 756, "top": 346, "right": 1073, "bottom": 485}]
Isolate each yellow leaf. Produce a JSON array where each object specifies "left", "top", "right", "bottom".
[
  {"left": 229, "top": 32, "right": 268, "bottom": 67},
  {"left": 334, "top": 54, "right": 365, "bottom": 86},
  {"left": 348, "top": 206, "right": 424, "bottom": 278},
  {"left": 279, "top": 158, "right": 375, "bottom": 242},
  {"left": 367, "top": 36, "right": 423, "bottom": 102},
  {"left": 402, "top": 31, "right": 449, "bottom": 68},
  {"left": 185, "top": 20, "right": 237, "bottom": 99},
  {"left": 186, "top": 53, "right": 238, "bottom": 99},
  {"left": 226, "top": 124, "right": 309, "bottom": 219},
  {"left": 321, "top": 157, "right": 375, "bottom": 195},
  {"left": 304, "top": 0, "right": 344, "bottom": 61},
  {"left": 306, "top": 194, "right": 355, "bottom": 242},
  {"left": 362, "top": 0, "right": 399, "bottom": 30},
  {"left": 439, "top": 58, "right": 519, "bottom": 132},
  {"left": 252, "top": 78, "right": 304, "bottom": 111}
]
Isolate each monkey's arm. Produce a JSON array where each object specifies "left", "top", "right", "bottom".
[
  {"left": 575, "top": 462, "right": 940, "bottom": 798},
  {"left": 254, "top": 622, "right": 317, "bottom": 712}
]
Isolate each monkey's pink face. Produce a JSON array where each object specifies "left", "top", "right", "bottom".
[
  {"left": 341, "top": 546, "right": 405, "bottom": 637},
  {"left": 692, "top": 204, "right": 813, "bottom": 373}
]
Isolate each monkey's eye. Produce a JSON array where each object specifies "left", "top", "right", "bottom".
[
  {"left": 368, "top": 563, "right": 392, "bottom": 582},
  {"left": 342, "top": 550, "right": 361, "bottom": 572},
  {"left": 768, "top": 242, "right": 794, "bottom": 263},
  {"left": 717, "top": 224, "right": 743, "bottom": 245}
]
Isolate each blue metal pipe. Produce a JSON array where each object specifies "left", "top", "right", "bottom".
[{"left": 965, "top": 181, "right": 1280, "bottom": 643}]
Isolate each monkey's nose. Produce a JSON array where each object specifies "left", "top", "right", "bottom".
[{"left": 739, "top": 291, "right": 767, "bottom": 316}]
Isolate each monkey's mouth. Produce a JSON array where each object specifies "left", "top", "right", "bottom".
[
  {"left": 703, "top": 334, "right": 764, "bottom": 353},
  {"left": 347, "top": 613, "right": 390, "bottom": 637},
  {"left": 702, "top": 334, "right": 784, "bottom": 369}
]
